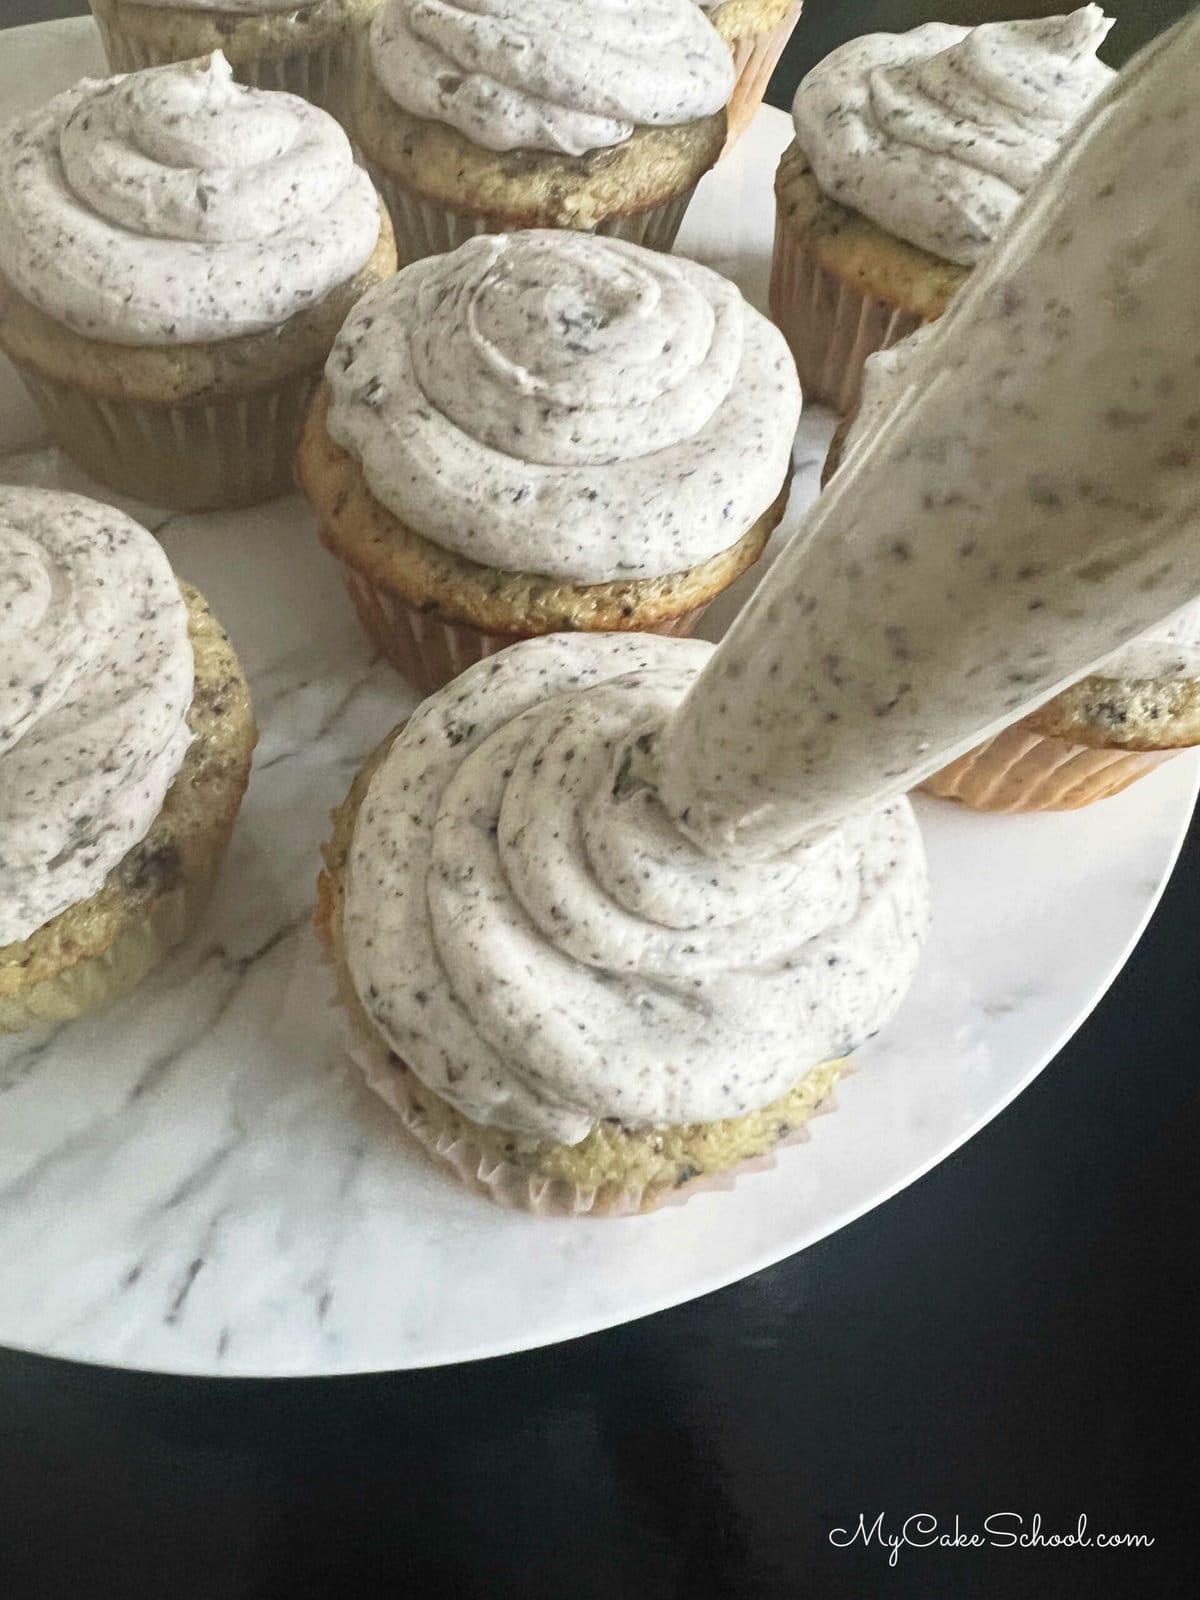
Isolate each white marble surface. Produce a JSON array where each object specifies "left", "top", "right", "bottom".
[{"left": 0, "top": 20, "right": 1196, "bottom": 1376}]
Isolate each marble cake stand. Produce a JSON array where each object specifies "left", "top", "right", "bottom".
[{"left": 1, "top": 20, "right": 1196, "bottom": 1376}]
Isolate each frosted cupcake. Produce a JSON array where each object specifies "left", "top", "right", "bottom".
[
  {"left": 0, "top": 54, "right": 396, "bottom": 512},
  {"left": 88, "top": 1, "right": 382, "bottom": 117},
  {"left": 826, "top": 334, "right": 1200, "bottom": 814},
  {"left": 699, "top": 1, "right": 804, "bottom": 150},
  {"left": 317, "top": 634, "right": 928, "bottom": 1215},
  {"left": 297, "top": 229, "right": 801, "bottom": 693},
  {"left": 1, "top": 488, "right": 256, "bottom": 1034},
  {"left": 352, "top": 0, "right": 734, "bottom": 267},
  {"left": 770, "top": 9, "right": 1113, "bottom": 411}
]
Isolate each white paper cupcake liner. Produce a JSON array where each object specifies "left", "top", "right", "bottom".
[
  {"left": 769, "top": 213, "right": 926, "bottom": 413},
  {"left": 370, "top": 168, "right": 700, "bottom": 269},
  {"left": 348, "top": 1031, "right": 849, "bottom": 1218},
  {"left": 13, "top": 360, "right": 321, "bottom": 511},
  {"left": 339, "top": 565, "right": 711, "bottom": 694},
  {"left": 723, "top": 2, "right": 804, "bottom": 152}
]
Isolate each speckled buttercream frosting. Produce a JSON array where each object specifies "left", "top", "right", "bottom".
[
  {"left": 663, "top": 15, "right": 1200, "bottom": 857},
  {"left": 324, "top": 229, "right": 800, "bottom": 583},
  {"left": 367, "top": 0, "right": 734, "bottom": 155},
  {"left": 0, "top": 52, "right": 381, "bottom": 344},
  {"left": 791, "top": 8, "right": 1113, "bottom": 266},
  {"left": 0, "top": 488, "right": 193, "bottom": 947},
  {"left": 341, "top": 633, "right": 928, "bottom": 1144}
]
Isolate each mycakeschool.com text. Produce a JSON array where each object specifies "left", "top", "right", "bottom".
[{"left": 828, "top": 1513, "right": 1154, "bottom": 1567}]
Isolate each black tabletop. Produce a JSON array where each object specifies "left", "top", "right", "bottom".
[{"left": 2, "top": 5, "right": 1199, "bottom": 1598}]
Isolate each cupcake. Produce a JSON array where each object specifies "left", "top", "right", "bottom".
[
  {"left": 770, "top": 8, "right": 1113, "bottom": 412},
  {"left": 1, "top": 488, "right": 256, "bottom": 1034},
  {"left": 316, "top": 634, "right": 928, "bottom": 1215},
  {"left": 0, "top": 53, "right": 397, "bottom": 512},
  {"left": 297, "top": 229, "right": 801, "bottom": 693},
  {"left": 87, "top": 1, "right": 383, "bottom": 118},
  {"left": 824, "top": 333, "right": 1200, "bottom": 814},
  {"left": 351, "top": 0, "right": 735, "bottom": 267},
  {"left": 698, "top": 1, "right": 804, "bottom": 150}
]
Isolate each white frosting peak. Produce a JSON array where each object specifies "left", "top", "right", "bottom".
[
  {"left": 368, "top": 0, "right": 734, "bottom": 156},
  {"left": 0, "top": 54, "right": 381, "bottom": 344},
  {"left": 0, "top": 489, "right": 193, "bottom": 948},
  {"left": 792, "top": 9, "right": 1114, "bottom": 264},
  {"left": 325, "top": 231, "right": 799, "bottom": 583}
]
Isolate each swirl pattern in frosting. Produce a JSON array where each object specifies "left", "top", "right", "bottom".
[
  {"left": 0, "top": 52, "right": 382, "bottom": 344},
  {"left": 791, "top": 8, "right": 1113, "bottom": 265},
  {"left": 368, "top": 0, "right": 734, "bottom": 156},
  {"left": 343, "top": 634, "right": 929, "bottom": 1143},
  {"left": 325, "top": 230, "right": 800, "bottom": 583},
  {"left": 0, "top": 488, "right": 194, "bottom": 948}
]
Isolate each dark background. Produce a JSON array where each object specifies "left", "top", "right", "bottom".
[{"left": 2, "top": 3, "right": 1199, "bottom": 1597}]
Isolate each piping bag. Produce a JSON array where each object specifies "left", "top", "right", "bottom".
[{"left": 656, "top": 13, "right": 1200, "bottom": 860}]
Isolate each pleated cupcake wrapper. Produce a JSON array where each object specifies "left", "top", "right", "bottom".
[
  {"left": 90, "top": 10, "right": 363, "bottom": 120},
  {"left": 371, "top": 168, "right": 699, "bottom": 269},
  {"left": 723, "top": 3, "right": 805, "bottom": 153},
  {"left": 340, "top": 564, "right": 711, "bottom": 696},
  {"left": 347, "top": 1031, "right": 849, "bottom": 1218},
  {"left": 1, "top": 837, "right": 227, "bottom": 1035},
  {"left": 12, "top": 360, "right": 322, "bottom": 512},
  {"left": 921, "top": 723, "right": 1181, "bottom": 814},
  {"left": 769, "top": 215, "right": 926, "bottom": 414}
]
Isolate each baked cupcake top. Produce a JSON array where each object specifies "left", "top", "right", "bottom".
[
  {"left": 0, "top": 487, "right": 194, "bottom": 948},
  {"left": 343, "top": 633, "right": 928, "bottom": 1142},
  {"left": 791, "top": 7, "right": 1114, "bottom": 266},
  {"left": 324, "top": 229, "right": 800, "bottom": 584},
  {"left": 0, "top": 52, "right": 382, "bottom": 345},
  {"left": 366, "top": 0, "right": 734, "bottom": 156}
]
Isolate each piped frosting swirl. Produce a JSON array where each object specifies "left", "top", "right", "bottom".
[
  {"left": 0, "top": 488, "right": 193, "bottom": 949},
  {"left": 325, "top": 230, "right": 800, "bottom": 583},
  {"left": 368, "top": 0, "right": 734, "bottom": 156},
  {"left": 791, "top": 8, "right": 1114, "bottom": 265},
  {"left": 344, "top": 634, "right": 928, "bottom": 1143},
  {"left": 0, "top": 53, "right": 381, "bottom": 344}
]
